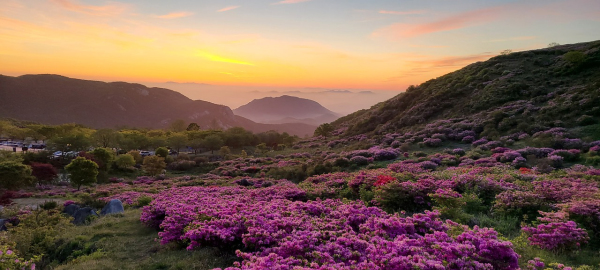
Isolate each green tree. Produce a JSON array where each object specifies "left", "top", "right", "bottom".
[
  {"left": 169, "top": 119, "right": 187, "bottom": 132},
  {"left": 155, "top": 147, "right": 168, "bottom": 158},
  {"left": 47, "top": 133, "right": 92, "bottom": 153},
  {"left": 25, "top": 125, "right": 46, "bottom": 143},
  {"left": 91, "top": 148, "right": 114, "bottom": 171},
  {"left": 92, "top": 129, "right": 121, "bottom": 148},
  {"left": 118, "top": 131, "right": 150, "bottom": 151},
  {"left": 0, "top": 121, "right": 9, "bottom": 138},
  {"left": 564, "top": 51, "right": 586, "bottom": 65},
  {"left": 5, "top": 209, "right": 72, "bottom": 263},
  {"left": 65, "top": 157, "right": 98, "bottom": 190},
  {"left": 203, "top": 135, "right": 224, "bottom": 154},
  {"left": 168, "top": 133, "right": 188, "bottom": 154},
  {"left": 186, "top": 123, "right": 200, "bottom": 131},
  {"left": 256, "top": 143, "right": 268, "bottom": 156},
  {"left": 142, "top": 155, "right": 166, "bottom": 176},
  {"left": 0, "top": 161, "right": 35, "bottom": 190},
  {"left": 0, "top": 151, "right": 23, "bottom": 163},
  {"left": 149, "top": 136, "right": 167, "bottom": 149},
  {"left": 115, "top": 154, "right": 136, "bottom": 170},
  {"left": 5, "top": 126, "right": 28, "bottom": 141},
  {"left": 34, "top": 125, "right": 58, "bottom": 143},
  {"left": 126, "top": 150, "right": 143, "bottom": 164},
  {"left": 314, "top": 123, "right": 334, "bottom": 137},
  {"left": 223, "top": 127, "right": 258, "bottom": 148},
  {"left": 219, "top": 146, "right": 231, "bottom": 159}
]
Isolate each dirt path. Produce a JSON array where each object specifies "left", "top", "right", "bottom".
[{"left": 9, "top": 198, "right": 66, "bottom": 210}]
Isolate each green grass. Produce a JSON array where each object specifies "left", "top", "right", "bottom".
[
  {"left": 575, "top": 123, "right": 600, "bottom": 141},
  {"left": 52, "top": 209, "right": 235, "bottom": 270},
  {"left": 510, "top": 233, "right": 600, "bottom": 269}
]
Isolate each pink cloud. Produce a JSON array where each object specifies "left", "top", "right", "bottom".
[
  {"left": 217, "top": 6, "right": 241, "bottom": 12},
  {"left": 374, "top": 7, "right": 504, "bottom": 39},
  {"left": 50, "top": 0, "right": 129, "bottom": 16},
  {"left": 386, "top": 53, "right": 495, "bottom": 81},
  {"left": 379, "top": 10, "right": 426, "bottom": 15},
  {"left": 156, "top": 11, "right": 194, "bottom": 19}
]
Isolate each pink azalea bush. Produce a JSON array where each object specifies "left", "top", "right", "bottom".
[
  {"left": 522, "top": 221, "right": 589, "bottom": 252},
  {"left": 0, "top": 245, "right": 37, "bottom": 270},
  {"left": 142, "top": 185, "right": 519, "bottom": 270}
]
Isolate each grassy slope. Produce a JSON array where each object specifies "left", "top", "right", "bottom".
[
  {"left": 53, "top": 210, "right": 233, "bottom": 270},
  {"left": 333, "top": 40, "right": 600, "bottom": 137}
]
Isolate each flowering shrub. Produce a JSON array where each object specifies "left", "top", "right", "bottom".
[
  {"left": 142, "top": 186, "right": 519, "bottom": 270},
  {"left": 423, "top": 138, "right": 442, "bottom": 147},
  {"left": 522, "top": 221, "right": 589, "bottom": 252},
  {"left": 63, "top": 200, "right": 76, "bottom": 207},
  {"left": 519, "top": 167, "right": 533, "bottom": 174},
  {"left": 349, "top": 156, "right": 369, "bottom": 165},
  {"left": 501, "top": 151, "right": 522, "bottom": 163},
  {"left": 0, "top": 245, "right": 37, "bottom": 270},
  {"left": 548, "top": 155, "right": 564, "bottom": 168},
  {"left": 527, "top": 257, "right": 545, "bottom": 270},
  {"left": 512, "top": 157, "right": 527, "bottom": 168},
  {"left": 472, "top": 138, "right": 489, "bottom": 147},
  {"left": 373, "top": 175, "right": 395, "bottom": 187},
  {"left": 453, "top": 148, "right": 466, "bottom": 156},
  {"left": 462, "top": 135, "right": 475, "bottom": 143}
]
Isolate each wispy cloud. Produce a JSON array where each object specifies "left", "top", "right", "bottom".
[
  {"left": 379, "top": 10, "right": 426, "bottom": 15},
  {"left": 217, "top": 6, "right": 241, "bottom": 12},
  {"left": 197, "top": 52, "right": 255, "bottom": 66},
  {"left": 386, "top": 53, "right": 494, "bottom": 81},
  {"left": 50, "top": 0, "right": 129, "bottom": 16},
  {"left": 374, "top": 7, "right": 503, "bottom": 39},
  {"left": 156, "top": 11, "right": 194, "bottom": 19},
  {"left": 273, "top": 0, "right": 312, "bottom": 5}
]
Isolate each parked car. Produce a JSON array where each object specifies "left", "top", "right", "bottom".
[
  {"left": 29, "top": 144, "right": 46, "bottom": 149},
  {"left": 52, "top": 151, "right": 63, "bottom": 158}
]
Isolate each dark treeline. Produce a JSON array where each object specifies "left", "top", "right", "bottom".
[{"left": 0, "top": 119, "right": 299, "bottom": 154}]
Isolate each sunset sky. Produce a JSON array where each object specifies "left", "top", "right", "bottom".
[{"left": 1, "top": 0, "right": 599, "bottom": 110}]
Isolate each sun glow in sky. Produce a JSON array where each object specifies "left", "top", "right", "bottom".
[{"left": 1, "top": 0, "right": 599, "bottom": 92}]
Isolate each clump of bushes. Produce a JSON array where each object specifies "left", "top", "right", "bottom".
[{"left": 166, "top": 160, "right": 196, "bottom": 171}]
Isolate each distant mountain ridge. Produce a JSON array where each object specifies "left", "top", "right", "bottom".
[
  {"left": 234, "top": 95, "right": 341, "bottom": 126},
  {"left": 0, "top": 74, "right": 316, "bottom": 137}
]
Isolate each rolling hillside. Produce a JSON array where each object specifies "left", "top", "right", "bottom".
[
  {"left": 332, "top": 41, "right": 600, "bottom": 140},
  {"left": 0, "top": 74, "right": 316, "bottom": 137}
]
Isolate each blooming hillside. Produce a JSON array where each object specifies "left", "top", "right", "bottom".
[{"left": 332, "top": 41, "right": 600, "bottom": 140}]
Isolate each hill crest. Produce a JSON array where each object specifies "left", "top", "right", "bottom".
[{"left": 234, "top": 95, "right": 340, "bottom": 126}]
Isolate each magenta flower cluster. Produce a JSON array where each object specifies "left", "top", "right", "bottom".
[
  {"left": 142, "top": 185, "right": 519, "bottom": 270},
  {"left": 522, "top": 221, "right": 589, "bottom": 252}
]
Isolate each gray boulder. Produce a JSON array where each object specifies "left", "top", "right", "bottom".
[
  {"left": 73, "top": 207, "right": 98, "bottom": 225},
  {"left": 100, "top": 199, "right": 124, "bottom": 215},
  {"left": 0, "top": 219, "right": 7, "bottom": 231},
  {"left": 63, "top": 204, "right": 80, "bottom": 217}
]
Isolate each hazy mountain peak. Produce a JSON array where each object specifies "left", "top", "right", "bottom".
[{"left": 234, "top": 95, "right": 341, "bottom": 126}]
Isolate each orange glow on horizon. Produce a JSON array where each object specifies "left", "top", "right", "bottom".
[{"left": 1, "top": 0, "right": 598, "bottom": 91}]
